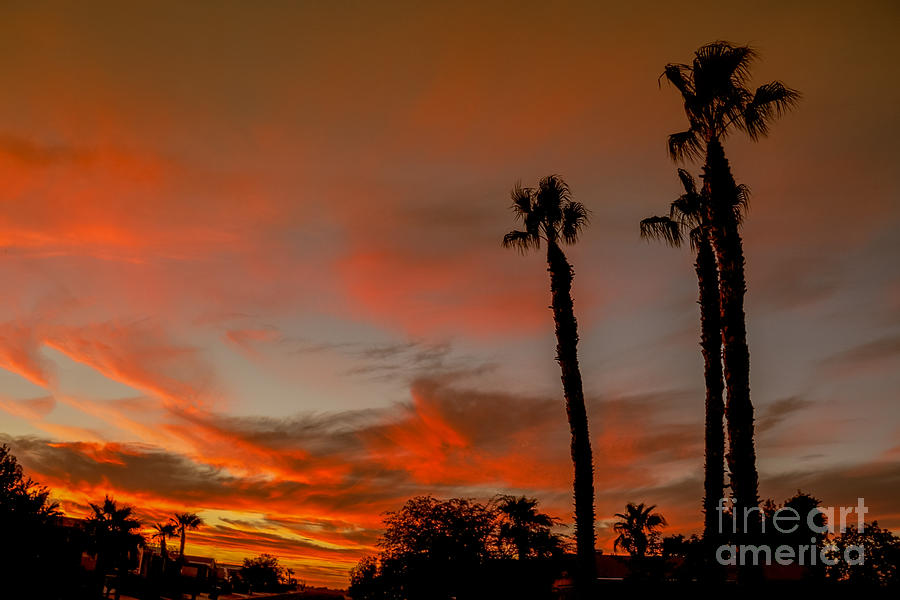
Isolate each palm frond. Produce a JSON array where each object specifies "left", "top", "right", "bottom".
[
  {"left": 535, "top": 174, "right": 568, "bottom": 232},
  {"left": 687, "top": 225, "right": 705, "bottom": 252},
  {"left": 640, "top": 215, "right": 682, "bottom": 247},
  {"left": 646, "top": 513, "right": 668, "bottom": 528},
  {"left": 173, "top": 512, "right": 204, "bottom": 528},
  {"left": 670, "top": 168, "right": 704, "bottom": 227},
  {"left": 676, "top": 168, "right": 696, "bottom": 195},
  {"left": 660, "top": 63, "right": 695, "bottom": 98},
  {"left": 159, "top": 523, "right": 176, "bottom": 534},
  {"left": 504, "top": 174, "right": 586, "bottom": 253},
  {"left": 502, "top": 229, "right": 539, "bottom": 254},
  {"left": 561, "top": 201, "right": 589, "bottom": 244},
  {"left": 523, "top": 204, "right": 542, "bottom": 237},
  {"left": 671, "top": 193, "right": 701, "bottom": 224},
  {"left": 694, "top": 41, "right": 758, "bottom": 90},
  {"left": 715, "top": 86, "right": 755, "bottom": 138},
  {"left": 741, "top": 81, "right": 801, "bottom": 140},
  {"left": 510, "top": 183, "right": 533, "bottom": 218},
  {"left": 541, "top": 174, "right": 571, "bottom": 202},
  {"left": 510, "top": 183, "right": 543, "bottom": 237},
  {"left": 723, "top": 43, "right": 758, "bottom": 86},
  {"left": 666, "top": 40, "right": 799, "bottom": 158},
  {"left": 733, "top": 183, "right": 751, "bottom": 223},
  {"left": 667, "top": 129, "right": 703, "bottom": 162}
]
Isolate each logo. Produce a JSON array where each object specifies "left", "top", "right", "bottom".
[{"left": 714, "top": 497, "right": 867, "bottom": 566}]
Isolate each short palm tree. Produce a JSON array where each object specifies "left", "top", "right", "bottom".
[
  {"left": 87, "top": 497, "right": 144, "bottom": 600},
  {"left": 613, "top": 502, "right": 667, "bottom": 559},
  {"left": 502, "top": 174, "right": 595, "bottom": 597},
  {"left": 661, "top": 41, "right": 799, "bottom": 530},
  {"left": 495, "top": 495, "right": 560, "bottom": 560},
  {"left": 640, "top": 169, "right": 747, "bottom": 546},
  {"left": 151, "top": 521, "right": 177, "bottom": 570},
  {"left": 171, "top": 512, "right": 204, "bottom": 561}
]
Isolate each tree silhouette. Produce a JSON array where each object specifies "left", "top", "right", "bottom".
[
  {"left": 172, "top": 511, "right": 204, "bottom": 560},
  {"left": 379, "top": 496, "right": 496, "bottom": 563},
  {"left": 826, "top": 521, "right": 900, "bottom": 585},
  {"left": 348, "top": 556, "right": 382, "bottom": 600},
  {"left": 641, "top": 169, "right": 748, "bottom": 552},
  {"left": 242, "top": 553, "right": 286, "bottom": 592},
  {"left": 613, "top": 503, "right": 667, "bottom": 559},
  {"left": 151, "top": 521, "right": 177, "bottom": 571},
  {"left": 495, "top": 495, "right": 562, "bottom": 560},
  {"left": 0, "top": 444, "right": 61, "bottom": 597},
  {"left": 0, "top": 444, "right": 59, "bottom": 518},
  {"left": 87, "top": 496, "right": 144, "bottom": 600},
  {"left": 378, "top": 496, "right": 496, "bottom": 599},
  {"left": 502, "top": 174, "right": 596, "bottom": 597},
  {"left": 349, "top": 495, "right": 564, "bottom": 600},
  {"left": 661, "top": 41, "right": 799, "bottom": 537}
]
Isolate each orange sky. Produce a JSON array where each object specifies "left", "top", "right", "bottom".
[{"left": 2, "top": 0, "right": 900, "bottom": 588}]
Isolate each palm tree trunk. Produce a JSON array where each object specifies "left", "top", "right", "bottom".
[
  {"left": 517, "top": 541, "right": 527, "bottom": 562},
  {"left": 95, "top": 552, "right": 107, "bottom": 598},
  {"left": 114, "top": 561, "right": 122, "bottom": 600},
  {"left": 161, "top": 537, "right": 167, "bottom": 574},
  {"left": 702, "top": 140, "right": 760, "bottom": 533},
  {"left": 696, "top": 234, "right": 725, "bottom": 532},
  {"left": 180, "top": 529, "right": 186, "bottom": 559},
  {"left": 546, "top": 240, "right": 596, "bottom": 598},
  {"left": 696, "top": 232, "right": 726, "bottom": 572}
]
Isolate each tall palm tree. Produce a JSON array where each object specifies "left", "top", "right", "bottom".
[
  {"left": 87, "top": 497, "right": 144, "bottom": 600},
  {"left": 502, "top": 174, "right": 595, "bottom": 597},
  {"left": 640, "top": 169, "right": 748, "bottom": 547},
  {"left": 151, "top": 521, "right": 177, "bottom": 571},
  {"left": 661, "top": 41, "right": 799, "bottom": 532},
  {"left": 612, "top": 502, "right": 667, "bottom": 559},
  {"left": 171, "top": 512, "right": 204, "bottom": 561},
  {"left": 495, "top": 495, "right": 560, "bottom": 560}
]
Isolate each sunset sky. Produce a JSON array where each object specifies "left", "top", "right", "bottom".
[{"left": 1, "top": 0, "right": 899, "bottom": 588}]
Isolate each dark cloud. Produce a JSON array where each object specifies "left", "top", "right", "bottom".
[
  {"left": 751, "top": 253, "right": 839, "bottom": 311},
  {"left": 1, "top": 379, "right": 708, "bottom": 520},
  {"left": 763, "top": 460, "right": 900, "bottom": 530},
  {"left": 595, "top": 457, "right": 900, "bottom": 540},
  {"left": 344, "top": 341, "right": 476, "bottom": 380},
  {"left": 818, "top": 333, "right": 900, "bottom": 380},
  {"left": 0, "top": 395, "right": 56, "bottom": 419},
  {"left": 4, "top": 374, "right": 898, "bottom": 583},
  {"left": 2, "top": 435, "right": 232, "bottom": 505},
  {"left": 0, "top": 134, "right": 90, "bottom": 166},
  {"left": 757, "top": 396, "right": 813, "bottom": 434},
  {"left": 226, "top": 328, "right": 487, "bottom": 383},
  {"left": 205, "top": 520, "right": 366, "bottom": 557}
]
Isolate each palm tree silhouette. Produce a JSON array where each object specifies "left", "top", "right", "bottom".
[
  {"left": 151, "top": 521, "right": 177, "bottom": 572},
  {"left": 661, "top": 41, "right": 799, "bottom": 532},
  {"left": 613, "top": 502, "right": 667, "bottom": 559},
  {"left": 640, "top": 169, "right": 748, "bottom": 547},
  {"left": 502, "top": 174, "right": 595, "bottom": 597},
  {"left": 171, "top": 512, "right": 204, "bottom": 561},
  {"left": 495, "top": 495, "right": 559, "bottom": 560},
  {"left": 87, "top": 497, "right": 144, "bottom": 600}
]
